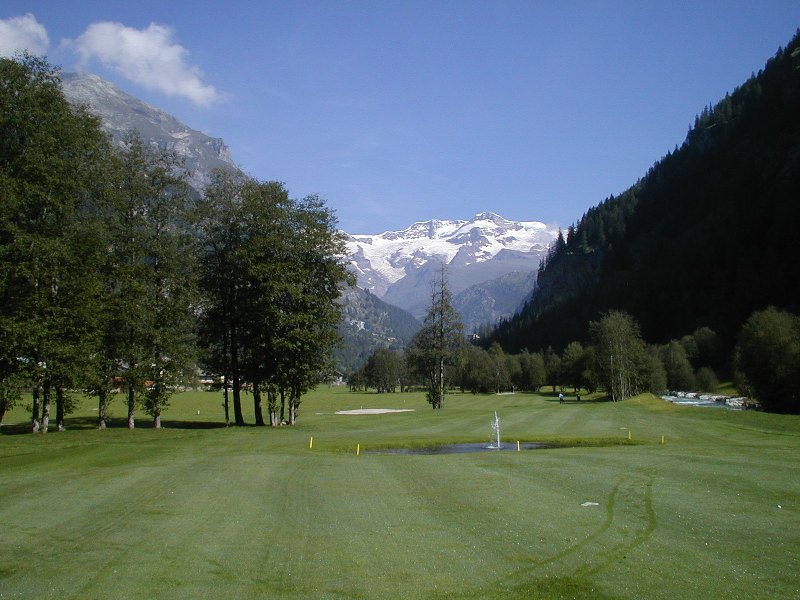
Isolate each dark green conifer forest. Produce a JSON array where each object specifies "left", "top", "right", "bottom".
[{"left": 491, "top": 31, "right": 800, "bottom": 367}]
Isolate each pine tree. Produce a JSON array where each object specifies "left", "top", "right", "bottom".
[{"left": 408, "top": 266, "right": 463, "bottom": 408}]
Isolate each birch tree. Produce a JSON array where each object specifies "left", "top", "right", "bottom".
[{"left": 589, "top": 311, "right": 648, "bottom": 402}]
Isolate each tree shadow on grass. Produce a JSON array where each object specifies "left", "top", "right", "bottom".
[
  {"left": 0, "top": 423, "right": 33, "bottom": 435},
  {"left": 1, "top": 416, "right": 228, "bottom": 435},
  {"left": 544, "top": 392, "right": 611, "bottom": 404}
]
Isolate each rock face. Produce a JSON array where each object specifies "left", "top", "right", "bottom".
[
  {"left": 345, "top": 212, "right": 558, "bottom": 328},
  {"left": 61, "top": 72, "right": 238, "bottom": 196}
]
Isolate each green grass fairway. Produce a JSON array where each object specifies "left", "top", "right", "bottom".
[{"left": 2, "top": 389, "right": 799, "bottom": 599}]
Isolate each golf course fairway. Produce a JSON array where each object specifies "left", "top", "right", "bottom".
[{"left": 1, "top": 388, "right": 798, "bottom": 599}]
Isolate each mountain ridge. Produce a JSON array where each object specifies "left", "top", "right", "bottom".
[{"left": 346, "top": 212, "right": 558, "bottom": 327}]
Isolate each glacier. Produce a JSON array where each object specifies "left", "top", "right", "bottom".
[{"left": 345, "top": 212, "right": 559, "bottom": 309}]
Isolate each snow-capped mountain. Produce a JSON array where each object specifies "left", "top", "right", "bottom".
[
  {"left": 59, "top": 72, "right": 558, "bottom": 337},
  {"left": 346, "top": 213, "right": 559, "bottom": 324}
]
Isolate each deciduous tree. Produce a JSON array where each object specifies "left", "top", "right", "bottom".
[
  {"left": 198, "top": 177, "right": 351, "bottom": 426},
  {"left": 196, "top": 169, "right": 249, "bottom": 425},
  {"left": 106, "top": 132, "right": 196, "bottom": 428},
  {"left": 734, "top": 307, "right": 800, "bottom": 413},
  {"left": 0, "top": 54, "right": 111, "bottom": 432},
  {"left": 517, "top": 350, "right": 546, "bottom": 392},
  {"left": 589, "top": 311, "right": 649, "bottom": 402},
  {"left": 364, "top": 349, "right": 403, "bottom": 392},
  {"left": 659, "top": 340, "right": 696, "bottom": 391},
  {"left": 560, "top": 341, "right": 587, "bottom": 391}
]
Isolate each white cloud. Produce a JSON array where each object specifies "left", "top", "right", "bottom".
[
  {"left": 0, "top": 13, "right": 50, "bottom": 57},
  {"left": 73, "top": 21, "right": 220, "bottom": 107}
]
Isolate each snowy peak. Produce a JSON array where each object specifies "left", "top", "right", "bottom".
[
  {"left": 382, "top": 219, "right": 464, "bottom": 241},
  {"left": 471, "top": 211, "right": 512, "bottom": 226},
  {"left": 345, "top": 213, "right": 559, "bottom": 302},
  {"left": 378, "top": 212, "right": 520, "bottom": 242}
]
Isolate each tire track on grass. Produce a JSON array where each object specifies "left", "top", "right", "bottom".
[
  {"left": 503, "top": 472, "right": 657, "bottom": 586},
  {"left": 573, "top": 473, "right": 656, "bottom": 578}
]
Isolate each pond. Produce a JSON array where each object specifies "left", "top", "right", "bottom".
[{"left": 365, "top": 442, "right": 552, "bottom": 455}]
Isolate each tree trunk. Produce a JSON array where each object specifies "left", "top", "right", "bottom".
[
  {"left": 222, "top": 373, "right": 230, "bottom": 425},
  {"left": 232, "top": 375, "right": 244, "bottom": 426},
  {"left": 154, "top": 412, "right": 161, "bottom": 428},
  {"left": 56, "top": 387, "right": 66, "bottom": 431},
  {"left": 279, "top": 388, "right": 286, "bottom": 423},
  {"left": 127, "top": 383, "right": 136, "bottom": 428},
  {"left": 267, "top": 387, "right": 278, "bottom": 426},
  {"left": 438, "top": 357, "right": 445, "bottom": 409},
  {"left": 40, "top": 382, "right": 51, "bottom": 433},
  {"left": 253, "top": 381, "right": 265, "bottom": 426},
  {"left": 231, "top": 333, "right": 244, "bottom": 426},
  {"left": 31, "top": 386, "right": 40, "bottom": 433},
  {"left": 97, "top": 388, "right": 108, "bottom": 429},
  {"left": 289, "top": 385, "right": 300, "bottom": 425}
]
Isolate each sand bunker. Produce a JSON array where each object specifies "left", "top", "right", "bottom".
[{"left": 335, "top": 408, "right": 415, "bottom": 415}]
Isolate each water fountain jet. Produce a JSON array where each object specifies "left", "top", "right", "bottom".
[{"left": 488, "top": 411, "right": 501, "bottom": 449}]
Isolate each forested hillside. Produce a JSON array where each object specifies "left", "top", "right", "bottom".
[
  {"left": 491, "top": 31, "right": 800, "bottom": 359},
  {"left": 334, "top": 286, "right": 420, "bottom": 373}
]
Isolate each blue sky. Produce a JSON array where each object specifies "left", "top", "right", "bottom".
[{"left": 2, "top": 2, "right": 799, "bottom": 233}]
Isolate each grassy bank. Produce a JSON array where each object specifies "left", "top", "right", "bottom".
[{"left": 1, "top": 388, "right": 799, "bottom": 598}]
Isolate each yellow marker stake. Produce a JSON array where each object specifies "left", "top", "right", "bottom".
[
  {"left": 661, "top": 435, "right": 665, "bottom": 445},
  {"left": 309, "top": 436, "right": 313, "bottom": 449},
  {"left": 356, "top": 443, "right": 360, "bottom": 456},
  {"left": 628, "top": 430, "right": 632, "bottom": 441},
  {"left": 517, "top": 441, "right": 520, "bottom": 452}
]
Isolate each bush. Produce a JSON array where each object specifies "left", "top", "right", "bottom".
[
  {"left": 695, "top": 367, "right": 719, "bottom": 393},
  {"left": 734, "top": 307, "right": 800, "bottom": 413}
]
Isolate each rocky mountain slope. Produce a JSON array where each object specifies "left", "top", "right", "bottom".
[
  {"left": 453, "top": 269, "right": 538, "bottom": 332},
  {"left": 61, "top": 72, "right": 238, "bottom": 196},
  {"left": 59, "top": 72, "right": 419, "bottom": 372}
]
